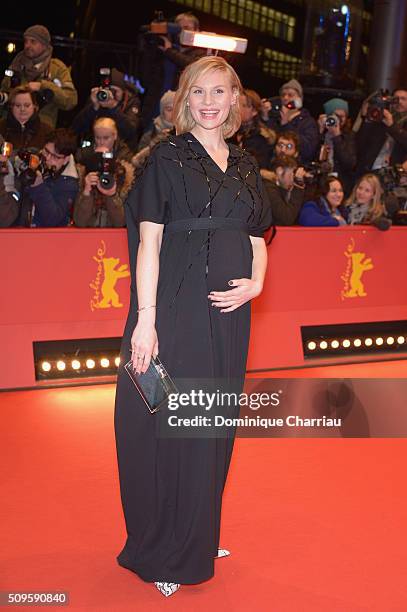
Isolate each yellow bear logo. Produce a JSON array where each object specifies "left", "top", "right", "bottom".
[
  {"left": 341, "top": 239, "right": 374, "bottom": 300},
  {"left": 90, "top": 241, "right": 130, "bottom": 311}
]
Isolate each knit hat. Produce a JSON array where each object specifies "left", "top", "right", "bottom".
[
  {"left": 160, "top": 90, "right": 176, "bottom": 113},
  {"left": 279, "top": 79, "right": 303, "bottom": 99},
  {"left": 323, "top": 98, "right": 349, "bottom": 116},
  {"left": 24, "top": 25, "right": 51, "bottom": 47}
]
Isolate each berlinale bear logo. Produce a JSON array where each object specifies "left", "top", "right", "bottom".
[
  {"left": 90, "top": 240, "right": 130, "bottom": 311},
  {"left": 341, "top": 238, "right": 374, "bottom": 300}
]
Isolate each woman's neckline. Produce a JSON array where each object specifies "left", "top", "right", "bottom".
[{"left": 185, "top": 131, "right": 230, "bottom": 174}]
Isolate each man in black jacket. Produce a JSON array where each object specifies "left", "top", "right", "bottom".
[
  {"left": 71, "top": 69, "right": 141, "bottom": 152},
  {"left": 355, "top": 88, "right": 407, "bottom": 177}
]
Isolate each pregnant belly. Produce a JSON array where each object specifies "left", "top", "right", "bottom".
[{"left": 206, "top": 231, "right": 253, "bottom": 293}]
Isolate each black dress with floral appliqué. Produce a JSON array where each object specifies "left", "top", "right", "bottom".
[{"left": 114, "top": 132, "right": 272, "bottom": 584}]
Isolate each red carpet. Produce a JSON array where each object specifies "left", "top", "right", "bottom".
[{"left": 1, "top": 361, "right": 407, "bottom": 611}]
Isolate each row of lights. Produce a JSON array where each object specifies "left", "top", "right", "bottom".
[
  {"left": 307, "top": 335, "right": 406, "bottom": 351},
  {"left": 41, "top": 356, "right": 120, "bottom": 373}
]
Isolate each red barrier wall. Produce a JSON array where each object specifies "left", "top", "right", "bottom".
[{"left": 1, "top": 227, "right": 407, "bottom": 389}]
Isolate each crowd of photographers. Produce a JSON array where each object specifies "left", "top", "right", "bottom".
[{"left": 1, "top": 18, "right": 407, "bottom": 230}]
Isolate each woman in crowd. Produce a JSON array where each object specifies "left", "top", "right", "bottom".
[
  {"left": 114, "top": 56, "right": 271, "bottom": 597},
  {"left": 233, "top": 88, "right": 275, "bottom": 169},
  {"left": 299, "top": 176, "right": 347, "bottom": 226},
  {"left": 75, "top": 116, "right": 132, "bottom": 165},
  {"left": 132, "top": 90, "right": 175, "bottom": 170},
  {"left": 0, "top": 85, "right": 52, "bottom": 152},
  {"left": 345, "top": 173, "right": 392, "bottom": 230},
  {"left": 74, "top": 117, "right": 134, "bottom": 227}
]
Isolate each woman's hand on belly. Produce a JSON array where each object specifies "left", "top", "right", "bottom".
[{"left": 208, "top": 278, "right": 263, "bottom": 313}]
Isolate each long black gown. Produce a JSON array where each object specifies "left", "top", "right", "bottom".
[{"left": 114, "top": 131, "right": 272, "bottom": 585}]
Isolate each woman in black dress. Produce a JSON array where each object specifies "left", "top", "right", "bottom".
[{"left": 114, "top": 56, "right": 272, "bottom": 597}]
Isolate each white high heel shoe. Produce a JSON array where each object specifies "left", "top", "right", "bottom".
[
  {"left": 154, "top": 582, "right": 180, "bottom": 597},
  {"left": 215, "top": 548, "right": 231, "bottom": 558}
]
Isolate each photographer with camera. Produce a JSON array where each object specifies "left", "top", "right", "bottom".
[
  {"left": 317, "top": 98, "right": 356, "bottom": 196},
  {"left": 71, "top": 68, "right": 141, "bottom": 153},
  {"left": 233, "top": 89, "right": 275, "bottom": 169},
  {"left": 0, "top": 137, "right": 20, "bottom": 227},
  {"left": 299, "top": 176, "right": 347, "bottom": 227},
  {"left": 262, "top": 155, "right": 307, "bottom": 225},
  {"left": 139, "top": 12, "right": 205, "bottom": 129},
  {"left": 74, "top": 118, "right": 134, "bottom": 227},
  {"left": 0, "top": 86, "right": 52, "bottom": 152},
  {"left": 1, "top": 25, "right": 77, "bottom": 129},
  {"left": 354, "top": 89, "right": 407, "bottom": 176},
  {"left": 261, "top": 79, "right": 319, "bottom": 165},
  {"left": 19, "top": 129, "right": 78, "bottom": 227}
]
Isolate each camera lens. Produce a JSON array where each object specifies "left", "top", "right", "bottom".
[{"left": 96, "top": 89, "right": 109, "bottom": 102}]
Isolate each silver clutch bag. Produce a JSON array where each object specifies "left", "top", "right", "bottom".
[{"left": 124, "top": 355, "right": 178, "bottom": 413}]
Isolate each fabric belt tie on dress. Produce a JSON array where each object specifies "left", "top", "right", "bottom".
[{"left": 165, "top": 217, "right": 249, "bottom": 234}]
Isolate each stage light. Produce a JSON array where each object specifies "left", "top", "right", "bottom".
[
  {"left": 353, "top": 339, "right": 362, "bottom": 347},
  {"left": 397, "top": 336, "right": 405, "bottom": 344},
  {"left": 375, "top": 337, "right": 384, "bottom": 346},
  {"left": 41, "top": 361, "right": 51, "bottom": 372},
  {"left": 308, "top": 341, "right": 317, "bottom": 350},
  {"left": 71, "top": 360, "right": 81, "bottom": 370},
  {"left": 365, "top": 338, "right": 373, "bottom": 346},
  {"left": 331, "top": 340, "right": 339, "bottom": 349},
  {"left": 115, "top": 356, "right": 120, "bottom": 367},
  {"left": 6, "top": 42, "right": 16, "bottom": 53},
  {"left": 386, "top": 337, "right": 395, "bottom": 345},
  {"left": 180, "top": 30, "right": 248, "bottom": 53},
  {"left": 100, "top": 358, "right": 110, "bottom": 368},
  {"left": 86, "top": 359, "right": 95, "bottom": 369},
  {"left": 320, "top": 341, "right": 328, "bottom": 350},
  {"left": 56, "top": 360, "right": 66, "bottom": 371},
  {"left": 341, "top": 4, "right": 349, "bottom": 14},
  {"left": 342, "top": 339, "right": 351, "bottom": 348}
]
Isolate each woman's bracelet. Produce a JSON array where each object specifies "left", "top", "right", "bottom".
[{"left": 137, "top": 304, "right": 156, "bottom": 313}]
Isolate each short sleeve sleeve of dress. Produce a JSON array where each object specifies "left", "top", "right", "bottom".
[
  {"left": 248, "top": 165, "right": 273, "bottom": 238},
  {"left": 126, "top": 142, "right": 171, "bottom": 225}
]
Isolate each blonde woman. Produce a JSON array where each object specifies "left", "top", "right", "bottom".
[
  {"left": 345, "top": 173, "right": 391, "bottom": 229},
  {"left": 114, "top": 56, "right": 272, "bottom": 597}
]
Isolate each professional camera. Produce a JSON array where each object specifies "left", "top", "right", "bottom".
[
  {"left": 140, "top": 11, "right": 182, "bottom": 47},
  {"left": 95, "top": 68, "right": 114, "bottom": 103},
  {"left": 266, "top": 96, "right": 297, "bottom": 118},
  {"left": 98, "top": 152, "right": 116, "bottom": 190},
  {"left": 0, "top": 141, "right": 13, "bottom": 174},
  {"left": 303, "top": 160, "right": 333, "bottom": 183},
  {"left": 82, "top": 150, "right": 117, "bottom": 190},
  {"left": 325, "top": 113, "right": 340, "bottom": 128},
  {"left": 16, "top": 149, "right": 44, "bottom": 186},
  {"left": 375, "top": 164, "right": 406, "bottom": 192},
  {"left": 366, "top": 89, "right": 396, "bottom": 122}
]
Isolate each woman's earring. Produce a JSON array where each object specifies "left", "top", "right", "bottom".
[{"left": 186, "top": 101, "right": 190, "bottom": 107}]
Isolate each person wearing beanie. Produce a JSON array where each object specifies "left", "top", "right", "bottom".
[
  {"left": 317, "top": 97, "right": 356, "bottom": 196},
  {"left": 1, "top": 24, "right": 77, "bottom": 129},
  {"left": 262, "top": 78, "right": 319, "bottom": 165},
  {"left": 71, "top": 68, "right": 142, "bottom": 153}
]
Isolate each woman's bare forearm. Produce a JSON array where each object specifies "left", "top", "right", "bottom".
[{"left": 250, "top": 237, "right": 268, "bottom": 291}]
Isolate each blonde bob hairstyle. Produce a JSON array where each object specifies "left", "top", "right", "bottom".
[
  {"left": 173, "top": 56, "right": 242, "bottom": 139},
  {"left": 345, "top": 173, "right": 385, "bottom": 221}
]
